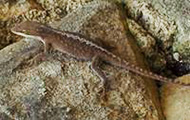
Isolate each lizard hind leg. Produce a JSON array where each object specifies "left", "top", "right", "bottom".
[{"left": 91, "top": 56, "right": 109, "bottom": 99}]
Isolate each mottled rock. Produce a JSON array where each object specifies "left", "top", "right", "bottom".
[
  {"left": 0, "top": 0, "right": 92, "bottom": 49},
  {"left": 127, "top": 18, "right": 156, "bottom": 57},
  {"left": 123, "top": 1, "right": 190, "bottom": 119},
  {"left": 150, "top": 0, "right": 190, "bottom": 76},
  {"left": 124, "top": 0, "right": 190, "bottom": 75},
  {"left": 0, "top": 39, "right": 42, "bottom": 78},
  {"left": 0, "top": 0, "right": 30, "bottom": 20},
  {"left": 124, "top": 0, "right": 176, "bottom": 49},
  {"left": 0, "top": 0, "right": 164, "bottom": 120},
  {"left": 147, "top": 0, "right": 190, "bottom": 58}
]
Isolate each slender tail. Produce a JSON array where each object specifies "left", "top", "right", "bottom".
[
  {"left": 124, "top": 61, "right": 190, "bottom": 86},
  {"left": 109, "top": 56, "right": 190, "bottom": 86}
]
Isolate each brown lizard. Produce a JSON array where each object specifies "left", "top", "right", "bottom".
[{"left": 11, "top": 21, "right": 190, "bottom": 90}]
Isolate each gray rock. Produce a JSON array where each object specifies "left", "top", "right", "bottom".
[{"left": 0, "top": 0, "right": 163, "bottom": 119}]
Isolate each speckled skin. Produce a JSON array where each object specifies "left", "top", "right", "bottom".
[{"left": 11, "top": 21, "right": 190, "bottom": 86}]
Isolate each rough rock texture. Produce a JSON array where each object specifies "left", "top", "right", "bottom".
[
  {"left": 161, "top": 75, "right": 190, "bottom": 120},
  {"left": 148, "top": 0, "right": 190, "bottom": 58},
  {"left": 0, "top": 39, "right": 42, "bottom": 77},
  {"left": 0, "top": 0, "right": 163, "bottom": 120},
  {"left": 124, "top": 0, "right": 190, "bottom": 73},
  {"left": 123, "top": 0, "right": 176, "bottom": 71},
  {"left": 124, "top": 0, "right": 176, "bottom": 49},
  {"left": 0, "top": 0, "right": 92, "bottom": 49},
  {"left": 0, "top": 0, "right": 31, "bottom": 20},
  {"left": 124, "top": 0, "right": 190, "bottom": 120},
  {"left": 127, "top": 18, "right": 156, "bottom": 57}
]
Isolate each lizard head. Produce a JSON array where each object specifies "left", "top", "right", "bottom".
[{"left": 11, "top": 21, "right": 45, "bottom": 40}]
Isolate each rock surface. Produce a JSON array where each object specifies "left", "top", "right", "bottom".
[
  {"left": 148, "top": 0, "right": 190, "bottom": 58},
  {"left": 124, "top": 0, "right": 190, "bottom": 120},
  {"left": 0, "top": 0, "right": 92, "bottom": 49},
  {"left": 0, "top": 0, "right": 163, "bottom": 120},
  {"left": 124, "top": 0, "right": 176, "bottom": 49},
  {"left": 161, "top": 75, "right": 190, "bottom": 120},
  {"left": 124, "top": 0, "right": 190, "bottom": 74}
]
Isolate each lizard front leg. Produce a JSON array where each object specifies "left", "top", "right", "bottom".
[
  {"left": 44, "top": 42, "right": 51, "bottom": 54},
  {"left": 26, "top": 42, "right": 51, "bottom": 65},
  {"left": 91, "top": 56, "right": 108, "bottom": 98},
  {"left": 31, "top": 41, "right": 51, "bottom": 64}
]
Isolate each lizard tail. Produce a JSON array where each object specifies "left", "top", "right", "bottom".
[{"left": 110, "top": 56, "right": 190, "bottom": 86}]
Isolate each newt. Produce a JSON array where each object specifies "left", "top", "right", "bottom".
[{"left": 11, "top": 21, "right": 190, "bottom": 92}]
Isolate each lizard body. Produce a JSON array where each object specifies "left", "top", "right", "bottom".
[{"left": 11, "top": 21, "right": 189, "bottom": 86}]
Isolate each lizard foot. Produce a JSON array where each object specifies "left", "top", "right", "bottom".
[
  {"left": 99, "top": 86, "right": 107, "bottom": 101},
  {"left": 27, "top": 52, "right": 48, "bottom": 66},
  {"left": 98, "top": 82, "right": 111, "bottom": 101}
]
